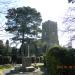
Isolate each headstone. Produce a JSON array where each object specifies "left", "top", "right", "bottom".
[{"left": 22, "top": 57, "right": 31, "bottom": 68}]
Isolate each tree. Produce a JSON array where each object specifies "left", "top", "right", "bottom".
[
  {"left": 68, "top": 0, "right": 75, "bottom": 3},
  {"left": 5, "top": 6, "right": 42, "bottom": 49},
  {"left": 0, "top": 40, "right": 4, "bottom": 48},
  {"left": 0, "top": 0, "right": 17, "bottom": 14},
  {"left": 5, "top": 6, "right": 42, "bottom": 67},
  {"left": 45, "top": 46, "right": 60, "bottom": 75},
  {"left": 62, "top": 4, "right": 75, "bottom": 47},
  {"left": 5, "top": 40, "right": 12, "bottom": 56},
  {"left": 0, "top": 0, "right": 17, "bottom": 32},
  {"left": 34, "top": 39, "right": 47, "bottom": 56},
  {"left": 0, "top": 40, "right": 5, "bottom": 55}
]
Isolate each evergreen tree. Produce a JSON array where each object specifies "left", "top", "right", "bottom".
[{"left": 5, "top": 6, "right": 42, "bottom": 54}]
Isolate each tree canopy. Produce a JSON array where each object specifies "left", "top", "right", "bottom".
[{"left": 5, "top": 6, "right": 42, "bottom": 43}]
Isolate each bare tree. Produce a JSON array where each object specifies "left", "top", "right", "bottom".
[
  {"left": 68, "top": 0, "right": 75, "bottom": 3},
  {"left": 63, "top": 6, "right": 75, "bottom": 47},
  {"left": 0, "top": 0, "right": 17, "bottom": 14},
  {"left": 0, "top": 0, "right": 17, "bottom": 28},
  {"left": 0, "top": 0, "right": 18, "bottom": 42}
]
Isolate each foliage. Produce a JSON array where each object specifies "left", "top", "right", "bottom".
[
  {"left": 0, "top": 40, "right": 4, "bottom": 49},
  {"left": 5, "top": 6, "right": 42, "bottom": 58},
  {"left": 5, "top": 40, "right": 12, "bottom": 56},
  {"left": 5, "top": 6, "right": 42, "bottom": 42},
  {"left": 45, "top": 46, "right": 59, "bottom": 75},
  {"left": 0, "top": 40, "right": 11, "bottom": 56},
  {"left": 31, "top": 39, "right": 43, "bottom": 56},
  {"left": 45, "top": 46, "right": 75, "bottom": 75},
  {"left": 0, "top": 40, "right": 12, "bottom": 64}
]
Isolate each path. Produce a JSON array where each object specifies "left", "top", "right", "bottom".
[{"left": 5, "top": 71, "right": 43, "bottom": 75}]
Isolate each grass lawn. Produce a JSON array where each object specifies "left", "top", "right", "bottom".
[
  {"left": 0, "top": 64, "right": 14, "bottom": 75},
  {"left": 0, "top": 64, "right": 13, "bottom": 70},
  {"left": 31, "top": 63, "right": 44, "bottom": 67}
]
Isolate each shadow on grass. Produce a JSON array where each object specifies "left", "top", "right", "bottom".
[{"left": 5, "top": 67, "right": 34, "bottom": 75}]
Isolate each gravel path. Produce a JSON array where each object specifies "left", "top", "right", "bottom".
[{"left": 5, "top": 71, "right": 43, "bottom": 75}]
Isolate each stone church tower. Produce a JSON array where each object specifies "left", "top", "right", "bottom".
[{"left": 42, "top": 20, "right": 59, "bottom": 48}]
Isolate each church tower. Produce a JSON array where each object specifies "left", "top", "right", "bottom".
[{"left": 42, "top": 20, "right": 59, "bottom": 48}]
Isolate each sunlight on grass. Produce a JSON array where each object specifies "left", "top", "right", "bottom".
[
  {"left": 0, "top": 64, "right": 14, "bottom": 75},
  {"left": 31, "top": 63, "right": 44, "bottom": 67},
  {"left": 0, "top": 64, "right": 13, "bottom": 71}
]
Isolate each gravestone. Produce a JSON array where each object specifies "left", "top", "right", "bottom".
[{"left": 22, "top": 57, "right": 31, "bottom": 68}]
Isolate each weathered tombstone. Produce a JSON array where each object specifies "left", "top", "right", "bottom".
[{"left": 22, "top": 57, "right": 31, "bottom": 68}]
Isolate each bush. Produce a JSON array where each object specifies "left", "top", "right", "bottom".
[
  {"left": 44, "top": 46, "right": 65, "bottom": 75},
  {"left": 45, "top": 46, "right": 75, "bottom": 75}
]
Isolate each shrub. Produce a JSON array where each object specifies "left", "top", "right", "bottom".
[
  {"left": 45, "top": 46, "right": 75, "bottom": 75},
  {"left": 45, "top": 46, "right": 64, "bottom": 75}
]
